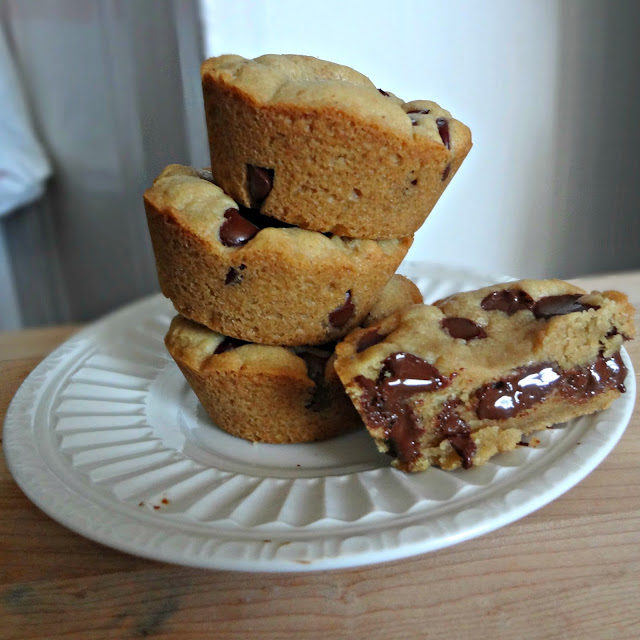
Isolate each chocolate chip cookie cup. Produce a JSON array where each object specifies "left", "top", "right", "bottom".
[
  {"left": 144, "top": 165, "right": 412, "bottom": 346},
  {"left": 164, "top": 275, "right": 423, "bottom": 444},
  {"left": 201, "top": 54, "right": 472, "bottom": 239},
  {"left": 165, "top": 315, "right": 360, "bottom": 443},
  {"left": 335, "top": 280, "right": 635, "bottom": 472}
]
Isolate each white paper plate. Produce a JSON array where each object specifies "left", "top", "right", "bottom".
[{"left": 3, "top": 263, "right": 635, "bottom": 572}]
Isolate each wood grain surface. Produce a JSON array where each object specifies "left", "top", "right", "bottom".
[{"left": 1, "top": 273, "right": 639, "bottom": 640}]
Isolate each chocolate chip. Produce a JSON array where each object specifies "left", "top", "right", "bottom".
[
  {"left": 436, "top": 117, "right": 450, "bottom": 150},
  {"left": 354, "top": 352, "right": 452, "bottom": 465},
  {"left": 247, "top": 165, "right": 274, "bottom": 206},
  {"left": 449, "top": 434, "right": 476, "bottom": 469},
  {"left": 407, "top": 109, "right": 431, "bottom": 114},
  {"left": 329, "top": 291, "right": 355, "bottom": 328},
  {"left": 481, "top": 289, "right": 535, "bottom": 315},
  {"left": 225, "top": 264, "right": 246, "bottom": 285},
  {"left": 356, "top": 329, "right": 386, "bottom": 353},
  {"left": 297, "top": 349, "right": 333, "bottom": 412},
  {"left": 214, "top": 336, "right": 249, "bottom": 354},
  {"left": 219, "top": 208, "right": 259, "bottom": 247},
  {"left": 434, "top": 400, "right": 476, "bottom": 467},
  {"left": 441, "top": 317, "right": 487, "bottom": 341},
  {"left": 442, "top": 163, "right": 451, "bottom": 181},
  {"left": 532, "top": 294, "right": 599, "bottom": 319},
  {"left": 378, "top": 88, "right": 390, "bottom": 97},
  {"left": 411, "top": 119, "right": 419, "bottom": 126},
  {"left": 219, "top": 204, "right": 295, "bottom": 247},
  {"left": 411, "top": 178, "right": 418, "bottom": 186}
]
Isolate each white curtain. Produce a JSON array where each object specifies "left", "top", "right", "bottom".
[
  {"left": 0, "top": 24, "right": 52, "bottom": 329},
  {"left": 1, "top": 0, "right": 206, "bottom": 328}
]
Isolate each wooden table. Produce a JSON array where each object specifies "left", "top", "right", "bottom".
[{"left": 1, "top": 272, "right": 639, "bottom": 640}]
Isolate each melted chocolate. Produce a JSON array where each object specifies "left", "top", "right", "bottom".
[
  {"left": 214, "top": 337, "right": 249, "bottom": 354},
  {"left": 355, "top": 374, "right": 424, "bottom": 464},
  {"left": 481, "top": 289, "right": 534, "bottom": 315},
  {"left": 378, "top": 88, "right": 390, "bottom": 97},
  {"left": 532, "top": 294, "right": 599, "bottom": 319},
  {"left": 329, "top": 291, "right": 355, "bottom": 328},
  {"left": 562, "top": 350, "right": 627, "bottom": 396},
  {"left": 247, "top": 165, "right": 274, "bottom": 206},
  {"left": 476, "top": 363, "right": 560, "bottom": 420},
  {"left": 436, "top": 118, "right": 450, "bottom": 150},
  {"left": 449, "top": 435, "right": 476, "bottom": 469},
  {"left": 441, "top": 317, "right": 487, "bottom": 341},
  {"left": 356, "top": 329, "right": 386, "bottom": 353},
  {"left": 407, "top": 108, "right": 431, "bottom": 114},
  {"left": 434, "top": 400, "right": 476, "bottom": 468},
  {"left": 219, "top": 209, "right": 259, "bottom": 247},
  {"left": 434, "top": 400, "right": 467, "bottom": 438},
  {"left": 225, "top": 264, "right": 246, "bottom": 285},
  {"left": 355, "top": 352, "right": 452, "bottom": 465},
  {"left": 442, "top": 163, "right": 451, "bottom": 181},
  {"left": 476, "top": 351, "right": 627, "bottom": 420},
  {"left": 297, "top": 348, "right": 333, "bottom": 412},
  {"left": 380, "top": 352, "right": 450, "bottom": 399}
]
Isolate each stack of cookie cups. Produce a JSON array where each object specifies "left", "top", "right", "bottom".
[{"left": 143, "top": 54, "right": 472, "bottom": 444}]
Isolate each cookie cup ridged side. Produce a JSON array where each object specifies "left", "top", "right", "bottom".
[
  {"left": 201, "top": 54, "right": 472, "bottom": 239},
  {"left": 144, "top": 165, "right": 412, "bottom": 346},
  {"left": 165, "top": 316, "right": 361, "bottom": 443}
]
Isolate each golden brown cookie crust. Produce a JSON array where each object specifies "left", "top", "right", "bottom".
[
  {"left": 144, "top": 165, "right": 412, "bottom": 346},
  {"left": 164, "top": 275, "right": 423, "bottom": 444},
  {"left": 166, "top": 317, "right": 360, "bottom": 443},
  {"left": 201, "top": 54, "right": 472, "bottom": 239}
]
